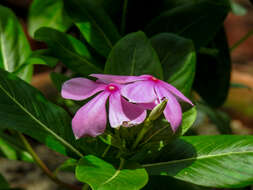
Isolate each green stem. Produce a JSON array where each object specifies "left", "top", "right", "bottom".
[
  {"left": 230, "top": 29, "right": 253, "bottom": 52},
  {"left": 131, "top": 119, "right": 152, "bottom": 149},
  {"left": 121, "top": 0, "right": 128, "bottom": 34},
  {"left": 18, "top": 133, "right": 82, "bottom": 190},
  {"left": 101, "top": 145, "right": 111, "bottom": 158}
]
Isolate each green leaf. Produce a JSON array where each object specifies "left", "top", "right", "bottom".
[
  {"left": 35, "top": 27, "right": 103, "bottom": 75},
  {"left": 76, "top": 155, "right": 148, "bottom": 190},
  {"left": 194, "top": 27, "right": 231, "bottom": 107},
  {"left": 63, "top": 0, "right": 121, "bottom": 57},
  {"left": 50, "top": 72, "right": 69, "bottom": 92},
  {"left": 54, "top": 158, "right": 77, "bottom": 176},
  {"left": 144, "top": 135, "right": 253, "bottom": 188},
  {"left": 28, "top": 0, "right": 72, "bottom": 37},
  {"left": 231, "top": 1, "right": 247, "bottom": 16},
  {"left": 105, "top": 31, "right": 163, "bottom": 79},
  {"left": 145, "top": 0, "right": 231, "bottom": 49},
  {"left": 0, "top": 132, "right": 33, "bottom": 162},
  {"left": 151, "top": 33, "right": 196, "bottom": 96},
  {"left": 0, "top": 5, "right": 33, "bottom": 82},
  {"left": 0, "top": 174, "right": 9, "bottom": 189},
  {"left": 0, "top": 69, "right": 83, "bottom": 158},
  {"left": 143, "top": 175, "right": 206, "bottom": 190},
  {"left": 130, "top": 107, "right": 197, "bottom": 163}
]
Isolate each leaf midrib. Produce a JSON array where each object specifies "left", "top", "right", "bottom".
[
  {"left": 143, "top": 150, "right": 253, "bottom": 168},
  {"left": 0, "top": 82, "right": 83, "bottom": 158}
]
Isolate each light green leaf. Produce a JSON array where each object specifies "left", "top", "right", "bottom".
[
  {"left": 151, "top": 33, "right": 196, "bottom": 96},
  {"left": 105, "top": 31, "right": 163, "bottom": 79},
  {"left": 0, "top": 69, "right": 83, "bottom": 158},
  {"left": 28, "top": 0, "right": 72, "bottom": 37},
  {"left": 0, "top": 5, "right": 33, "bottom": 82},
  {"left": 63, "top": 0, "right": 120, "bottom": 57},
  {"left": 76, "top": 155, "right": 148, "bottom": 190},
  {"left": 144, "top": 135, "right": 253, "bottom": 188}
]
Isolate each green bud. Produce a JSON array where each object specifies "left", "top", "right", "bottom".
[{"left": 148, "top": 99, "right": 168, "bottom": 121}]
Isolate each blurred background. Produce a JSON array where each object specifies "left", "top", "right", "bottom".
[{"left": 0, "top": 0, "right": 253, "bottom": 189}]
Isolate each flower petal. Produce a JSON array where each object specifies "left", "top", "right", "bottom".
[
  {"left": 159, "top": 81, "right": 193, "bottom": 105},
  {"left": 90, "top": 74, "right": 145, "bottom": 84},
  {"left": 61, "top": 78, "right": 106, "bottom": 100},
  {"left": 121, "top": 81, "right": 157, "bottom": 103},
  {"left": 155, "top": 86, "right": 182, "bottom": 132},
  {"left": 72, "top": 92, "right": 110, "bottom": 138},
  {"left": 109, "top": 92, "right": 146, "bottom": 128}
]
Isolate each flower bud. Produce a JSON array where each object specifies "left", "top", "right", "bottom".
[{"left": 148, "top": 99, "right": 168, "bottom": 121}]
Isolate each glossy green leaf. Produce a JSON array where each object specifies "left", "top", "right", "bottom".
[
  {"left": 144, "top": 135, "right": 253, "bottom": 188},
  {"left": 0, "top": 132, "right": 33, "bottom": 162},
  {"left": 130, "top": 107, "right": 197, "bottom": 163},
  {"left": 105, "top": 31, "right": 163, "bottom": 79},
  {"left": 0, "top": 5, "right": 33, "bottom": 82},
  {"left": 63, "top": 0, "right": 121, "bottom": 57},
  {"left": 0, "top": 174, "right": 9, "bottom": 189},
  {"left": 35, "top": 27, "right": 103, "bottom": 75},
  {"left": 28, "top": 0, "right": 72, "bottom": 37},
  {"left": 151, "top": 33, "right": 196, "bottom": 96},
  {"left": 194, "top": 28, "right": 231, "bottom": 107},
  {"left": 145, "top": 0, "right": 230, "bottom": 49},
  {"left": 0, "top": 69, "right": 83, "bottom": 158},
  {"left": 76, "top": 155, "right": 148, "bottom": 190}
]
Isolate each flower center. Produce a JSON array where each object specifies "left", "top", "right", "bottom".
[
  {"left": 106, "top": 84, "right": 118, "bottom": 92},
  {"left": 108, "top": 86, "right": 115, "bottom": 91}
]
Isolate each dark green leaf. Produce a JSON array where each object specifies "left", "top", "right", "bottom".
[
  {"left": 50, "top": 72, "right": 69, "bottom": 92},
  {"left": 28, "top": 0, "right": 72, "bottom": 37},
  {"left": 0, "top": 5, "right": 33, "bottom": 82},
  {"left": 0, "top": 132, "right": 33, "bottom": 162},
  {"left": 35, "top": 27, "right": 103, "bottom": 75},
  {"left": 63, "top": 0, "right": 121, "bottom": 57},
  {"left": 54, "top": 158, "right": 77, "bottom": 175},
  {"left": 130, "top": 107, "right": 197, "bottom": 163},
  {"left": 76, "top": 155, "right": 148, "bottom": 190},
  {"left": 0, "top": 69, "right": 83, "bottom": 158},
  {"left": 105, "top": 31, "right": 163, "bottom": 79},
  {"left": 194, "top": 28, "right": 231, "bottom": 107},
  {"left": 145, "top": 0, "right": 231, "bottom": 49},
  {"left": 0, "top": 174, "right": 9, "bottom": 189},
  {"left": 143, "top": 175, "right": 206, "bottom": 190},
  {"left": 144, "top": 135, "right": 253, "bottom": 188},
  {"left": 151, "top": 33, "right": 196, "bottom": 96}
]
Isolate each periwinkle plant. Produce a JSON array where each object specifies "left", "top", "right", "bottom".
[{"left": 1, "top": 0, "right": 253, "bottom": 190}]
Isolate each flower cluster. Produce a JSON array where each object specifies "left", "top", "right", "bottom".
[{"left": 61, "top": 74, "right": 193, "bottom": 139}]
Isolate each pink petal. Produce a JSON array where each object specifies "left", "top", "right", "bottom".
[
  {"left": 90, "top": 74, "right": 144, "bottom": 84},
  {"left": 61, "top": 78, "right": 106, "bottom": 100},
  {"left": 155, "top": 86, "right": 182, "bottom": 132},
  {"left": 72, "top": 92, "right": 110, "bottom": 138},
  {"left": 109, "top": 92, "right": 146, "bottom": 128},
  {"left": 121, "top": 81, "right": 157, "bottom": 103},
  {"left": 159, "top": 81, "right": 193, "bottom": 105}
]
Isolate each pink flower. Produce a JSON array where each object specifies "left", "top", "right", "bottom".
[
  {"left": 91, "top": 74, "right": 193, "bottom": 132},
  {"left": 61, "top": 78, "right": 146, "bottom": 138}
]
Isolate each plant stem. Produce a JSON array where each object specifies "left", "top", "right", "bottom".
[
  {"left": 121, "top": 0, "right": 128, "bottom": 34},
  {"left": 131, "top": 119, "right": 152, "bottom": 150},
  {"left": 18, "top": 133, "right": 82, "bottom": 190},
  {"left": 230, "top": 29, "right": 253, "bottom": 52}
]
